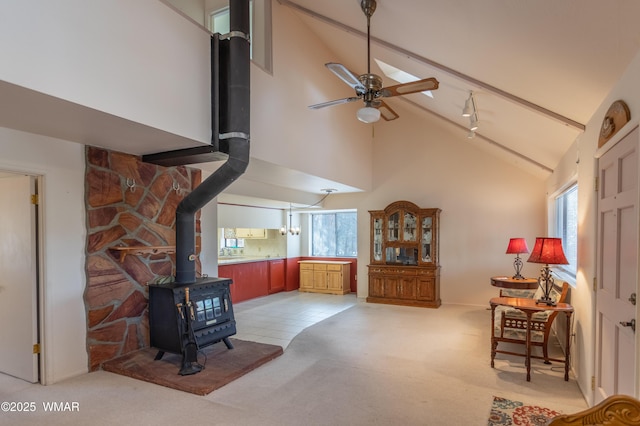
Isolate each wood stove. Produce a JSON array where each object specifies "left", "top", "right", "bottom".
[{"left": 148, "top": 278, "right": 236, "bottom": 375}]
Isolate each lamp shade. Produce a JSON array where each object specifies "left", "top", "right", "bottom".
[
  {"left": 506, "top": 238, "right": 529, "bottom": 254},
  {"left": 527, "top": 237, "right": 569, "bottom": 265}
]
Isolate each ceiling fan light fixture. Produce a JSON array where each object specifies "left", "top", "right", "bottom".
[
  {"left": 357, "top": 106, "right": 381, "bottom": 123},
  {"left": 308, "top": 0, "right": 438, "bottom": 123}
]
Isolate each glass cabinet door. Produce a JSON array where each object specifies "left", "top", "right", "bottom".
[
  {"left": 403, "top": 211, "right": 417, "bottom": 242},
  {"left": 421, "top": 216, "right": 433, "bottom": 263},
  {"left": 388, "top": 212, "right": 399, "bottom": 241},
  {"left": 386, "top": 246, "right": 418, "bottom": 265},
  {"left": 373, "top": 217, "right": 383, "bottom": 261}
]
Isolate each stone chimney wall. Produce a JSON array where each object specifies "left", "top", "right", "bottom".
[{"left": 84, "top": 146, "right": 202, "bottom": 371}]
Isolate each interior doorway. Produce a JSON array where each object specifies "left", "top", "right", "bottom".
[
  {"left": 595, "top": 126, "right": 639, "bottom": 402},
  {"left": 0, "top": 171, "right": 42, "bottom": 383}
]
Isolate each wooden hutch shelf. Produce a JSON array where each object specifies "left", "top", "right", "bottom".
[{"left": 367, "top": 201, "right": 441, "bottom": 308}]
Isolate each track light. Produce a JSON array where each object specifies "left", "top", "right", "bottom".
[
  {"left": 462, "top": 91, "right": 479, "bottom": 135},
  {"left": 462, "top": 95, "right": 473, "bottom": 117},
  {"left": 470, "top": 116, "right": 479, "bottom": 131}
]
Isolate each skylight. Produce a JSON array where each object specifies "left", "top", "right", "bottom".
[{"left": 374, "top": 59, "right": 434, "bottom": 98}]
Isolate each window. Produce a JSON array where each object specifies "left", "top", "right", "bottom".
[
  {"left": 208, "top": 0, "right": 272, "bottom": 72},
  {"left": 311, "top": 212, "right": 357, "bottom": 257},
  {"left": 554, "top": 183, "right": 578, "bottom": 278},
  {"left": 210, "top": 8, "right": 231, "bottom": 35}
]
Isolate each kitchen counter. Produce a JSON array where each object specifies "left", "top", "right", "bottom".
[
  {"left": 217, "top": 257, "right": 287, "bottom": 303},
  {"left": 217, "top": 256, "right": 284, "bottom": 265}
]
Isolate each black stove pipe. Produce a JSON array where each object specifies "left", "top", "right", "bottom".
[{"left": 175, "top": 0, "right": 250, "bottom": 284}]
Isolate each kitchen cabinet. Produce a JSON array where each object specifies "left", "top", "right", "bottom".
[
  {"left": 367, "top": 201, "right": 441, "bottom": 308},
  {"left": 268, "top": 259, "right": 285, "bottom": 294},
  {"left": 234, "top": 228, "right": 266, "bottom": 239},
  {"left": 217, "top": 258, "right": 289, "bottom": 303},
  {"left": 298, "top": 261, "right": 350, "bottom": 295}
]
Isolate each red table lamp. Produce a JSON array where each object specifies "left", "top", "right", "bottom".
[
  {"left": 506, "top": 238, "right": 529, "bottom": 279},
  {"left": 527, "top": 237, "right": 569, "bottom": 305}
]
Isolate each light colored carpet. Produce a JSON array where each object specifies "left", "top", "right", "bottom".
[{"left": 0, "top": 301, "right": 587, "bottom": 425}]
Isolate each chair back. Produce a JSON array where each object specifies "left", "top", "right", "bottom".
[
  {"left": 548, "top": 394, "right": 640, "bottom": 425},
  {"left": 543, "top": 281, "right": 569, "bottom": 324}
]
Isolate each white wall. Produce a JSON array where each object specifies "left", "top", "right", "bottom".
[
  {"left": 168, "top": 0, "right": 206, "bottom": 24},
  {"left": 323, "top": 104, "right": 547, "bottom": 305},
  {"left": 0, "top": 0, "right": 211, "bottom": 143},
  {"left": 548, "top": 49, "right": 640, "bottom": 402},
  {"left": 199, "top": 172, "right": 219, "bottom": 278},
  {"left": 0, "top": 127, "right": 86, "bottom": 384}
]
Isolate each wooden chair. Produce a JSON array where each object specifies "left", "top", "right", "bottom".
[
  {"left": 493, "top": 281, "right": 569, "bottom": 363},
  {"left": 548, "top": 394, "right": 640, "bottom": 425}
]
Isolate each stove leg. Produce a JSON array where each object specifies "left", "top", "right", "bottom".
[
  {"left": 154, "top": 351, "right": 165, "bottom": 360},
  {"left": 223, "top": 337, "right": 234, "bottom": 349}
]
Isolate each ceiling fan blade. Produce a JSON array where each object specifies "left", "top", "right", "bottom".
[
  {"left": 326, "top": 63, "right": 366, "bottom": 93},
  {"left": 379, "top": 77, "right": 440, "bottom": 97},
  {"left": 377, "top": 101, "right": 399, "bottom": 121},
  {"left": 308, "top": 96, "right": 360, "bottom": 110}
]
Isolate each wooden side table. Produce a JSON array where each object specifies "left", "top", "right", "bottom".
[
  {"left": 490, "top": 296, "right": 574, "bottom": 381},
  {"left": 490, "top": 276, "right": 539, "bottom": 289}
]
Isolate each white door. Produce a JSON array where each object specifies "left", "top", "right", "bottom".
[
  {"left": 595, "top": 126, "right": 638, "bottom": 401},
  {"left": 0, "top": 174, "right": 39, "bottom": 382}
]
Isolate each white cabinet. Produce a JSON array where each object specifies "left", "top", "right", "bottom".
[{"left": 234, "top": 228, "right": 266, "bottom": 239}]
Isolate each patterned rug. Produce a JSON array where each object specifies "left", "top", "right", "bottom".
[{"left": 488, "top": 396, "right": 561, "bottom": 426}]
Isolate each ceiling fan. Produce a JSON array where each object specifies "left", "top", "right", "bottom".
[{"left": 308, "top": 0, "right": 439, "bottom": 123}]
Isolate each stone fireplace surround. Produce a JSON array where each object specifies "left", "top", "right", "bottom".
[{"left": 84, "top": 146, "right": 202, "bottom": 371}]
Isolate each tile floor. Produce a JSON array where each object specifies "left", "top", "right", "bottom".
[{"left": 232, "top": 291, "right": 358, "bottom": 348}]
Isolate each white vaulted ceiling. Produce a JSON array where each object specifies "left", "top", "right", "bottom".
[{"left": 279, "top": 0, "right": 640, "bottom": 176}]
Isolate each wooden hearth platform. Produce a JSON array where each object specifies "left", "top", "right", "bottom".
[{"left": 102, "top": 339, "right": 283, "bottom": 395}]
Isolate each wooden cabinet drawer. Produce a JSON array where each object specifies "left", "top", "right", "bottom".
[
  {"left": 300, "top": 263, "right": 314, "bottom": 271},
  {"left": 327, "top": 264, "right": 343, "bottom": 271},
  {"left": 382, "top": 268, "right": 417, "bottom": 276},
  {"left": 313, "top": 264, "right": 327, "bottom": 271},
  {"left": 417, "top": 268, "right": 436, "bottom": 277}
]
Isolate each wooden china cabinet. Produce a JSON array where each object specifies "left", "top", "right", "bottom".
[{"left": 367, "top": 201, "right": 441, "bottom": 308}]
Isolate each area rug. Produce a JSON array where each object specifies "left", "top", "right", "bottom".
[
  {"left": 488, "top": 396, "right": 561, "bottom": 426},
  {"left": 102, "top": 338, "right": 283, "bottom": 396}
]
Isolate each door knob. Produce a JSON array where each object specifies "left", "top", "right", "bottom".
[
  {"left": 629, "top": 293, "right": 637, "bottom": 306},
  {"left": 620, "top": 319, "right": 636, "bottom": 332}
]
